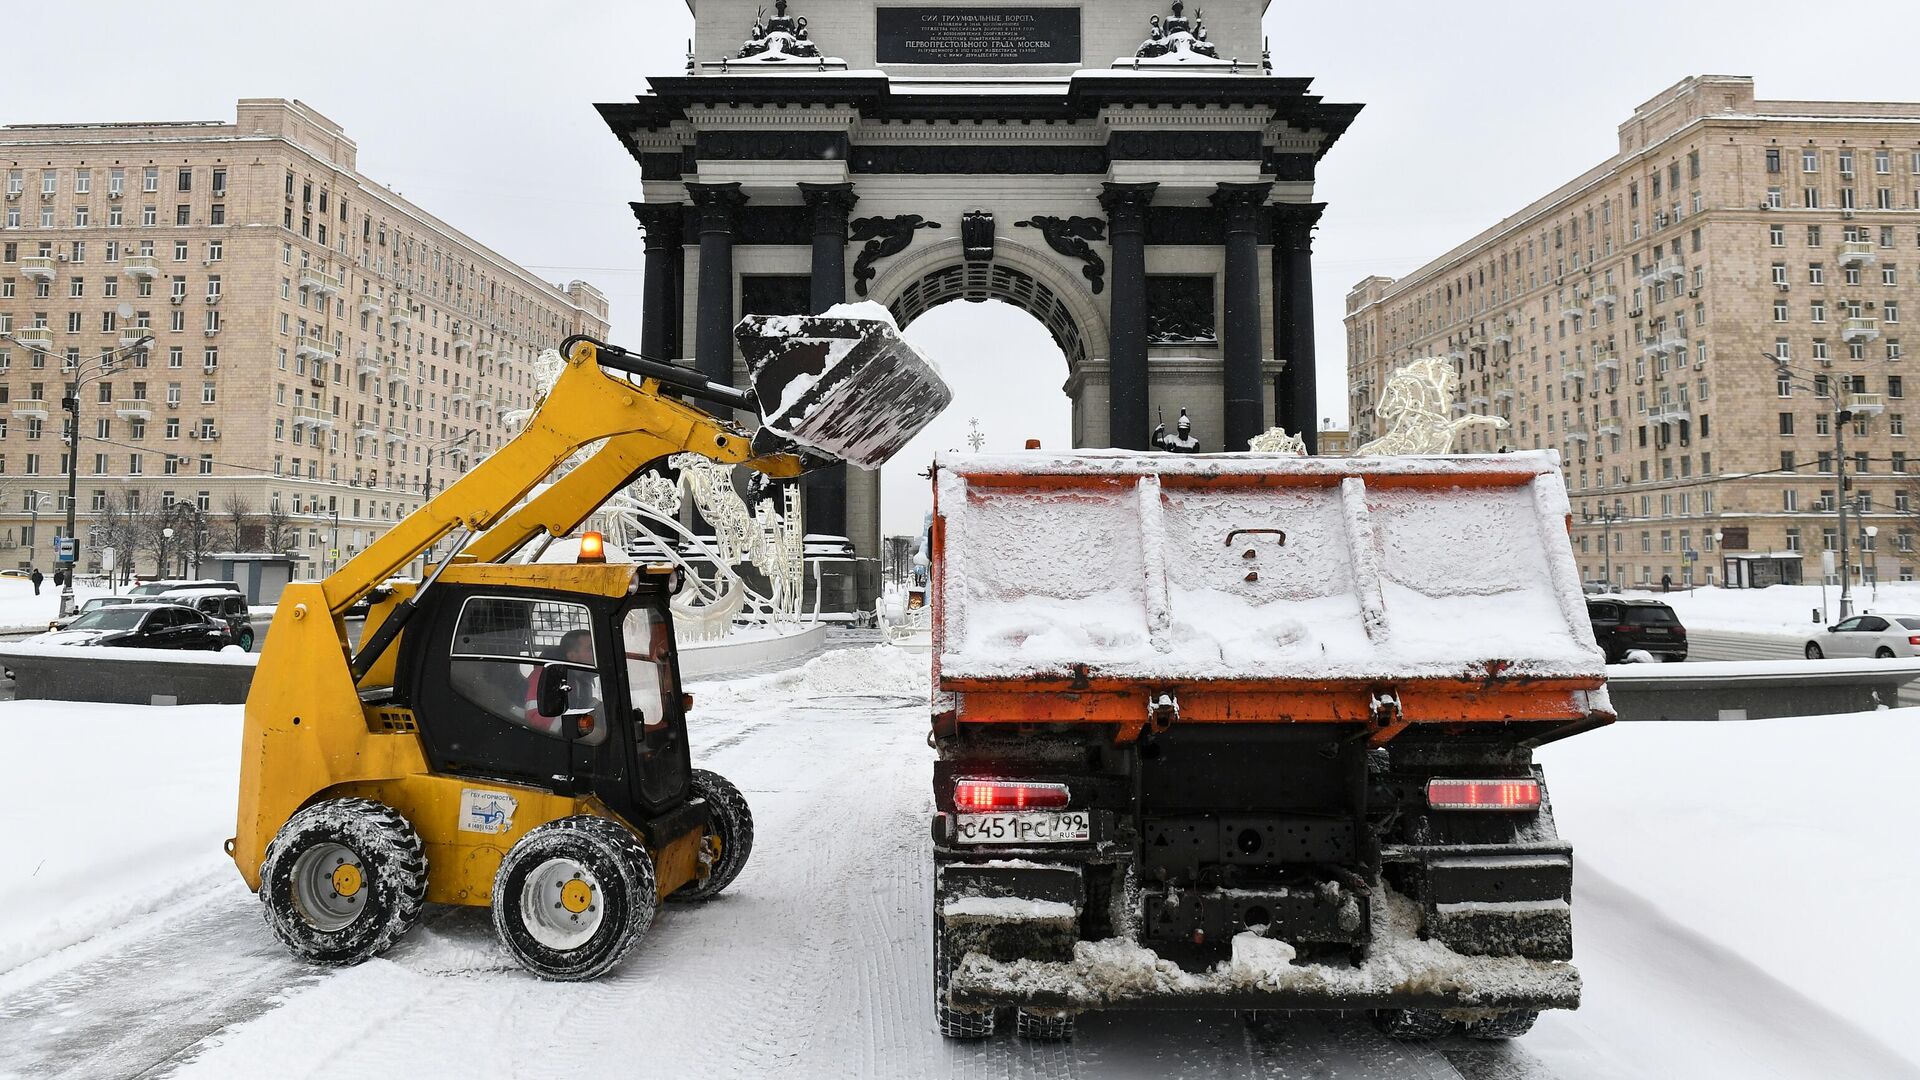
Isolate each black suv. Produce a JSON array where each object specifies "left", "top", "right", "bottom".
[{"left": 1587, "top": 598, "right": 1688, "bottom": 663}]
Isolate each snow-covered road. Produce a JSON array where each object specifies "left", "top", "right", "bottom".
[{"left": 1, "top": 649, "right": 1915, "bottom": 1080}]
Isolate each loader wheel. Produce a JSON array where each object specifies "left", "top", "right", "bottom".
[
  {"left": 1014, "top": 1008, "right": 1076, "bottom": 1041},
  {"left": 1465, "top": 1009, "right": 1539, "bottom": 1040},
  {"left": 1371, "top": 1008, "right": 1455, "bottom": 1040},
  {"left": 493, "top": 815, "right": 655, "bottom": 981},
  {"left": 1806, "top": 642, "right": 1824, "bottom": 659},
  {"left": 671, "top": 769, "right": 753, "bottom": 902},
  {"left": 258, "top": 797, "right": 427, "bottom": 966},
  {"left": 933, "top": 914, "right": 995, "bottom": 1039}
]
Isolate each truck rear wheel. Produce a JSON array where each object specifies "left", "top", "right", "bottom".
[
  {"left": 492, "top": 816, "right": 655, "bottom": 981},
  {"left": 1014, "top": 1008, "right": 1075, "bottom": 1041},
  {"left": 1465, "top": 1009, "right": 1539, "bottom": 1040},
  {"left": 258, "top": 797, "right": 427, "bottom": 966},
  {"left": 671, "top": 769, "right": 753, "bottom": 902},
  {"left": 1372, "top": 1008, "right": 1455, "bottom": 1040},
  {"left": 933, "top": 915, "right": 995, "bottom": 1039}
]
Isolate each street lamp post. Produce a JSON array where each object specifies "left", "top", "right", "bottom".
[
  {"left": 1772, "top": 354, "right": 1873, "bottom": 621},
  {"left": 22, "top": 489, "right": 49, "bottom": 567},
  {"left": 419, "top": 428, "right": 477, "bottom": 570},
  {"left": 1582, "top": 505, "right": 1624, "bottom": 591},
  {"left": 1865, "top": 525, "right": 1880, "bottom": 602}
]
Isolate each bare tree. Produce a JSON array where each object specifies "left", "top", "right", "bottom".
[
  {"left": 263, "top": 500, "right": 294, "bottom": 555},
  {"left": 219, "top": 490, "right": 257, "bottom": 552},
  {"left": 98, "top": 488, "right": 148, "bottom": 584}
]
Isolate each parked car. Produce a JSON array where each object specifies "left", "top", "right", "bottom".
[
  {"left": 22, "top": 603, "right": 230, "bottom": 651},
  {"left": 133, "top": 589, "right": 255, "bottom": 649},
  {"left": 48, "top": 595, "right": 137, "bottom": 631},
  {"left": 1587, "top": 597, "right": 1688, "bottom": 662},
  {"left": 127, "top": 579, "right": 241, "bottom": 597},
  {"left": 1582, "top": 581, "right": 1612, "bottom": 595},
  {"left": 1803, "top": 613, "right": 1920, "bottom": 659}
]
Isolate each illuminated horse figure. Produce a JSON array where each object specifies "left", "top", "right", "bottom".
[{"left": 1355, "top": 356, "right": 1508, "bottom": 456}]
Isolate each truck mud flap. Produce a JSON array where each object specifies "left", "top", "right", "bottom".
[{"left": 947, "top": 889, "right": 1579, "bottom": 1014}]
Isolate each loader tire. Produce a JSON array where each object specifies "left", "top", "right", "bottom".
[
  {"left": 933, "top": 911, "right": 995, "bottom": 1039},
  {"left": 1465, "top": 1009, "right": 1539, "bottom": 1040},
  {"left": 258, "top": 797, "right": 427, "bottom": 967},
  {"left": 671, "top": 769, "right": 753, "bottom": 902},
  {"left": 1014, "top": 1008, "right": 1075, "bottom": 1041},
  {"left": 493, "top": 816, "right": 655, "bottom": 981},
  {"left": 1371, "top": 1008, "right": 1455, "bottom": 1040}
]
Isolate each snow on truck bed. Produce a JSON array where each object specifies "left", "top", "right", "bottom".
[{"left": 933, "top": 450, "right": 1605, "bottom": 683}]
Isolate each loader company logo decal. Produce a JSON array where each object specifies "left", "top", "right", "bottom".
[{"left": 459, "top": 789, "right": 518, "bottom": 834}]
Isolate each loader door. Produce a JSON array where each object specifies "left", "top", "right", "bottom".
[
  {"left": 415, "top": 591, "right": 609, "bottom": 789},
  {"left": 615, "top": 601, "right": 691, "bottom": 813}
]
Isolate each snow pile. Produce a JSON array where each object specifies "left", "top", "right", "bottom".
[
  {"left": 0, "top": 701, "right": 240, "bottom": 975},
  {"left": 693, "top": 643, "right": 930, "bottom": 704},
  {"left": 0, "top": 580, "right": 115, "bottom": 633},
  {"left": 1540, "top": 709, "right": 1920, "bottom": 1066},
  {"left": 1636, "top": 581, "right": 1920, "bottom": 636},
  {"left": 1227, "top": 932, "right": 1297, "bottom": 981},
  {"left": 935, "top": 452, "right": 1603, "bottom": 683},
  {"left": 940, "top": 896, "right": 1077, "bottom": 922}
]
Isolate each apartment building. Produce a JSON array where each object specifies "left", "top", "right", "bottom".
[
  {"left": 0, "top": 99, "right": 608, "bottom": 577},
  {"left": 1347, "top": 76, "right": 1920, "bottom": 590}
]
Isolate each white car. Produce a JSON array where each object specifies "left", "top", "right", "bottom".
[{"left": 1804, "top": 613, "right": 1920, "bottom": 659}]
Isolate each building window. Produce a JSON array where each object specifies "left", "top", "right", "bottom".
[{"left": 1779, "top": 411, "right": 1795, "bottom": 435}]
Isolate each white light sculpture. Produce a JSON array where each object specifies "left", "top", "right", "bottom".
[{"left": 1355, "top": 356, "right": 1508, "bottom": 456}]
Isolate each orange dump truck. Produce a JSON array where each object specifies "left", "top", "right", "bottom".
[{"left": 926, "top": 449, "right": 1612, "bottom": 1042}]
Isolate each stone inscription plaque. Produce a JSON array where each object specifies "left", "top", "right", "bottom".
[{"left": 876, "top": 7, "right": 1081, "bottom": 64}]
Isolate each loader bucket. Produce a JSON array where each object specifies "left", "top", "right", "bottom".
[{"left": 737, "top": 312, "right": 953, "bottom": 469}]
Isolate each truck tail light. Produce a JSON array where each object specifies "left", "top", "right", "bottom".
[
  {"left": 954, "top": 778, "right": 1069, "bottom": 812},
  {"left": 1427, "top": 778, "right": 1541, "bottom": 811}
]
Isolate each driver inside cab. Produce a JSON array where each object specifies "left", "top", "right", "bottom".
[{"left": 524, "top": 628, "right": 604, "bottom": 740}]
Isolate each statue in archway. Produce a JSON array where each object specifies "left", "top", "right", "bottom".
[
  {"left": 1152, "top": 408, "right": 1200, "bottom": 453},
  {"left": 851, "top": 214, "right": 941, "bottom": 296}
]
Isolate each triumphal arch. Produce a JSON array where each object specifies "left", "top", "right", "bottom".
[{"left": 599, "top": 0, "right": 1360, "bottom": 573}]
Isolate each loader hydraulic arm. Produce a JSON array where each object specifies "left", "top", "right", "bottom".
[{"left": 318, "top": 338, "right": 801, "bottom": 620}]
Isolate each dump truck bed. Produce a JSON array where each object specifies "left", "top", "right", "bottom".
[{"left": 932, "top": 450, "right": 1609, "bottom": 732}]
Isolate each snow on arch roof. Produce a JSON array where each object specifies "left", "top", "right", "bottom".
[{"left": 931, "top": 449, "right": 1604, "bottom": 684}]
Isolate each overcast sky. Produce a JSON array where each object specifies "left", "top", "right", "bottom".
[{"left": 14, "top": 0, "right": 1920, "bottom": 533}]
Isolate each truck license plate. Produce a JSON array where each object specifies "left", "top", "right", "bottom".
[{"left": 954, "top": 811, "right": 1091, "bottom": 845}]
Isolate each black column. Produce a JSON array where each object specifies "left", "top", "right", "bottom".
[
  {"left": 1271, "top": 202, "right": 1326, "bottom": 452},
  {"left": 1099, "top": 182, "right": 1157, "bottom": 450},
  {"left": 1213, "top": 182, "right": 1272, "bottom": 451},
  {"left": 629, "top": 201, "right": 684, "bottom": 362},
  {"left": 686, "top": 182, "right": 747, "bottom": 385},
  {"left": 798, "top": 182, "right": 859, "bottom": 540}
]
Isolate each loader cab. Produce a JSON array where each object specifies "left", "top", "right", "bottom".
[{"left": 395, "top": 572, "right": 692, "bottom": 825}]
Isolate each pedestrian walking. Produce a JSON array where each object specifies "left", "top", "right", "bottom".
[{"left": 29, "top": 568, "right": 43, "bottom": 595}]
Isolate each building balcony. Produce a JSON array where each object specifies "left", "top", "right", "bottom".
[
  {"left": 114, "top": 399, "right": 153, "bottom": 422},
  {"left": 1843, "top": 317, "right": 1881, "bottom": 343},
  {"left": 452, "top": 330, "right": 473, "bottom": 351},
  {"left": 475, "top": 344, "right": 495, "bottom": 362},
  {"left": 118, "top": 330, "right": 154, "bottom": 351},
  {"left": 389, "top": 302, "right": 413, "bottom": 327},
  {"left": 1491, "top": 323, "right": 1513, "bottom": 344},
  {"left": 1592, "top": 287, "right": 1619, "bottom": 307},
  {"left": 1566, "top": 425, "right": 1591, "bottom": 443},
  {"left": 1847, "top": 393, "right": 1886, "bottom": 416},
  {"left": 1561, "top": 292, "right": 1587, "bottom": 317},
  {"left": 358, "top": 294, "right": 384, "bottom": 316},
  {"left": 1493, "top": 387, "right": 1516, "bottom": 402},
  {"left": 1648, "top": 401, "right": 1690, "bottom": 425},
  {"left": 293, "top": 406, "right": 335, "bottom": 430},
  {"left": 1638, "top": 257, "right": 1684, "bottom": 285},
  {"left": 300, "top": 268, "right": 344, "bottom": 296},
  {"left": 1564, "top": 363, "right": 1588, "bottom": 382},
  {"left": 1642, "top": 332, "right": 1686, "bottom": 356},
  {"left": 385, "top": 426, "right": 408, "bottom": 445},
  {"left": 355, "top": 350, "right": 382, "bottom": 376},
  {"left": 356, "top": 423, "right": 379, "bottom": 440},
  {"left": 11, "top": 326, "right": 54, "bottom": 353},
  {"left": 296, "top": 335, "right": 336, "bottom": 362},
  {"left": 1598, "top": 421, "right": 1623, "bottom": 438},
  {"left": 122, "top": 255, "right": 159, "bottom": 281},
  {"left": 450, "top": 389, "right": 471, "bottom": 405},
  {"left": 20, "top": 256, "right": 55, "bottom": 283},
  {"left": 10, "top": 399, "right": 50, "bottom": 420},
  {"left": 1839, "top": 241, "right": 1878, "bottom": 267},
  {"left": 1470, "top": 394, "right": 1489, "bottom": 408}
]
